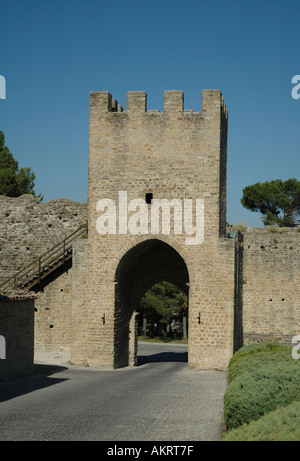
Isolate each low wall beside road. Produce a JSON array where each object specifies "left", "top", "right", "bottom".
[{"left": 0, "top": 296, "right": 34, "bottom": 381}]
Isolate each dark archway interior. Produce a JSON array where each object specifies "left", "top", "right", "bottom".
[{"left": 114, "top": 239, "right": 189, "bottom": 368}]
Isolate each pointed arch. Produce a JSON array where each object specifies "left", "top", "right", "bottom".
[{"left": 114, "top": 239, "right": 189, "bottom": 368}]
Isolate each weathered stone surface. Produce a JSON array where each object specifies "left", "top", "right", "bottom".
[
  {"left": 0, "top": 90, "right": 299, "bottom": 375},
  {"left": 242, "top": 228, "right": 300, "bottom": 344},
  {"left": 0, "top": 296, "right": 34, "bottom": 381},
  {"left": 0, "top": 194, "right": 87, "bottom": 285},
  {"left": 70, "top": 89, "right": 235, "bottom": 371}
]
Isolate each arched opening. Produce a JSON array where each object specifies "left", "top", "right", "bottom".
[
  {"left": 114, "top": 239, "right": 189, "bottom": 368},
  {"left": 138, "top": 281, "right": 188, "bottom": 341}
]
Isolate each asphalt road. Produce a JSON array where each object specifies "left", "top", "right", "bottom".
[{"left": 0, "top": 342, "right": 227, "bottom": 441}]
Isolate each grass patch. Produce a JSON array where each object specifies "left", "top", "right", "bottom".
[{"left": 138, "top": 335, "right": 188, "bottom": 344}]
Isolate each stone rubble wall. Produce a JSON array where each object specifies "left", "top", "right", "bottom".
[{"left": 0, "top": 194, "right": 87, "bottom": 285}]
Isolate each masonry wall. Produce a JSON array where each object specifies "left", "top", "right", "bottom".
[
  {"left": 69, "top": 239, "right": 89, "bottom": 365},
  {"left": 233, "top": 231, "right": 244, "bottom": 352},
  {"left": 2, "top": 92, "right": 299, "bottom": 374},
  {"left": 34, "top": 268, "right": 73, "bottom": 356},
  {"left": 0, "top": 297, "right": 34, "bottom": 381},
  {"left": 0, "top": 194, "right": 87, "bottom": 286},
  {"left": 29, "top": 240, "right": 88, "bottom": 358},
  {"left": 70, "top": 89, "right": 236, "bottom": 371},
  {"left": 0, "top": 194, "right": 87, "bottom": 364},
  {"left": 242, "top": 228, "right": 300, "bottom": 344}
]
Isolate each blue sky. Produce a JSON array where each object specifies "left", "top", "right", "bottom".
[{"left": 1, "top": 0, "right": 299, "bottom": 227}]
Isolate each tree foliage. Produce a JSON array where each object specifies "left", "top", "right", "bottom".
[
  {"left": 0, "top": 130, "right": 42, "bottom": 199},
  {"left": 139, "top": 281, "right": 188, "bottom": 337},
  {"left": 241, "top": 179, "right": 300, "bottom": 227}
]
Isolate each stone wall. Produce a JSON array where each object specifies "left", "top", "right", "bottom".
[
  {"left": 34, "top": 238, "right": 89, "bottom": 358},
  {"left": 0, "top": 90, "right": 299, "bottom": 374},
  {"left": 34, "top": 268, "right": 73, "bottom": 356},
  {"left": 242, "top": 228, "right": 300, "bottom": 344},
  {"left": 0, "top": 296, "right": 34, "bottom": 381},
  {"left": 0, "top": 194, "right": 87, "bottom": 286},
  {"left": 69, "top": 89, "right": 235, "bottom": 371},
  {"left": 30, "top": 223, "right": 300, "bottom": 366}
]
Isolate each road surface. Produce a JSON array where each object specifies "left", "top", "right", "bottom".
[{"left": 0, "top": 342, "right": 227, "bottom": 441}]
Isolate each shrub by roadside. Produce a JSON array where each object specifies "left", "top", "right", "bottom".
[
  {"left": 223, "top": 342, "right": 300, "bottom": 435},
  {"left": 222, "top": 400, "right": 300, "bottom": 441},
  {"left": 227, "top": 342, "right": 291, "bottom": 383}
]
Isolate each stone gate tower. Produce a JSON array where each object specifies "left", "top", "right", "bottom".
[{"left": 70, "top": 89, "right": 236, "bottom": 370}]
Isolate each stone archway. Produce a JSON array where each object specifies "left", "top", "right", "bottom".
[
  {"left": 76, "top": 88, "right": 235, "bottom": 371},
  {"left": 114, "top": 239, "right": 189, "bottom": 368}
]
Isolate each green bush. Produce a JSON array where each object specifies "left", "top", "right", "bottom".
[
  {"left": 228, "top": 342, "right": 292, "bottom": 383},
  {"left": 222, "top": 401, "right": 300, "bottom": 441},
  {"left": 224, "top": 343, "right": 300, "bottom": 430}
]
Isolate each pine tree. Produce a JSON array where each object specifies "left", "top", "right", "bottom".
[
  {"left": 241, "top": 179, "right": 300, "bottom": 227},
  {"left": 0, "top": 131, "right": 42, "bottom": 199}
]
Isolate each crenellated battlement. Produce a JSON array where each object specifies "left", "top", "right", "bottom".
[
  {"left": 85, "top": 85, "right": 235, "bottom": 371},
  {"left": 3, "top": 82, "right": 299, "bottom": 380},
  {"left": 89, "top": 88, "right": 229, "bottom": 239},
  {"left": 90, "top": 89, "right": 228, "bottom": 117},
  {"left": 89, "top": 91, "right": 124, "bottom": 113},
  {"left": 164, "top": 90, "right": 184, "bottom": 112},
  {"left": 127, "top": 91, "right": 147, "bottom": 112}
]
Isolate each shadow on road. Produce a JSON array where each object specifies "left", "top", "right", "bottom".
[
  {"left": 137, "top": 350, "right": 188, "bottom": 366},
  {"left": 0, "top": 364, "right": 68, "bottom": 403}
]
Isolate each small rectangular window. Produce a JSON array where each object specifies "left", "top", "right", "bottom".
[{"left": 145, "top": 193, "right": 153, "bottom": 204}]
